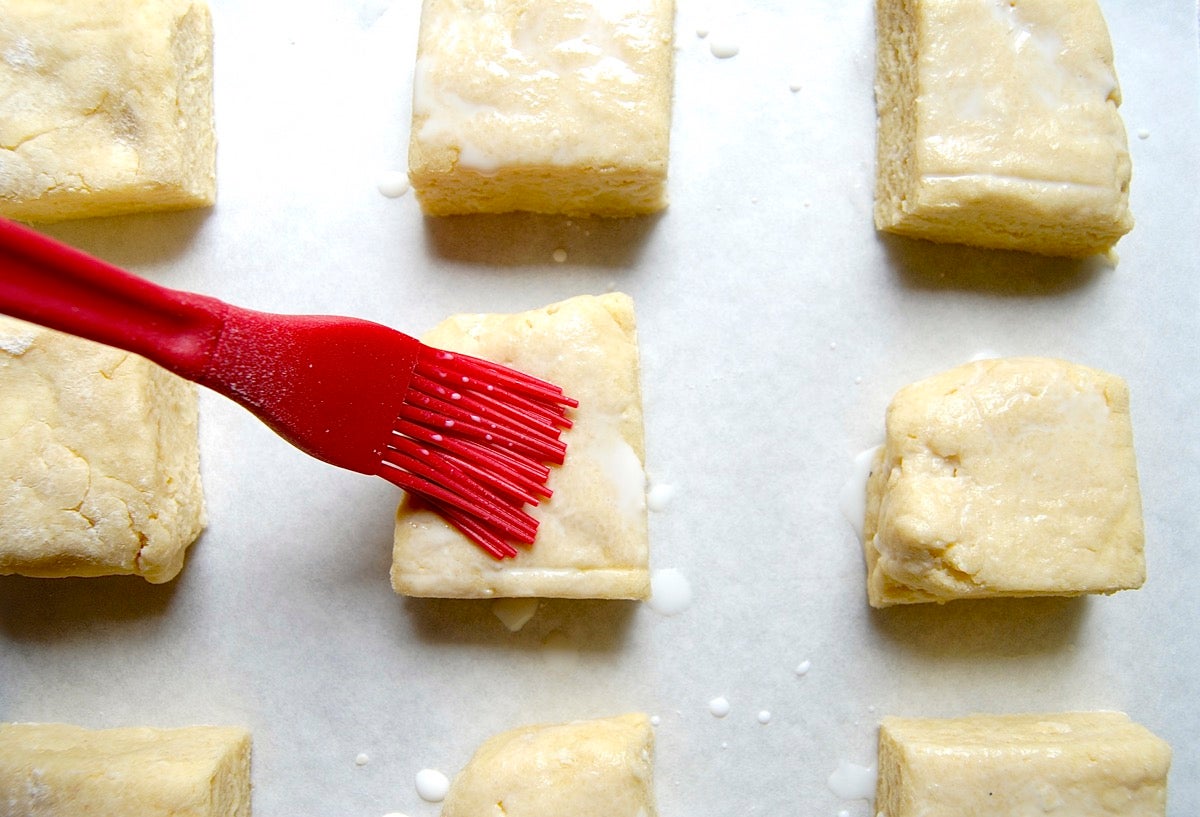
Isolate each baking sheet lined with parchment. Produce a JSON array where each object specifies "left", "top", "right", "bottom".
[{"left": 1, "top": 1, "right": 1198, "bottom": 815}]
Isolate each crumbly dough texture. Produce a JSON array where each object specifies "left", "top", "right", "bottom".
[
  {"left": 0, "top": 317, "right": 206, "bottom": 583},
  {"left": 874, "top": 0, "right": 1133, "bottom": 257},
  {"left": 392, "top": 293, "right": 649, "bottom": 599},
  {"left": 0, "top": 722, "right": 251, "bottom": 817},
  {"left": 408, "top": 0, "right": 675, "bottom": 216},
  {"left": 0, "top": 0, "right": 216, "bottom": 222},
  {"left": 864, "top": 357, "right": 1144, "bottom": 607},
  {"left": 442, "top": 713, "right": 656, "bottom": 817},
  {"left": 876, "top": 712, "right": 1171, "bottom": 817}
]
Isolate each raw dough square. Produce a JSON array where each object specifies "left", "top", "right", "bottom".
[
  {"left": 863, "top": 357, "right": 1144, "bottom": 607},
  {"left": 0, "top": 0, "right": 216, "bottom": 223},
  {"left": 408, "top": 0, "right": 675, "bottom": 216},
  {"left": 0, "top": 317, "right": 206, "bottom": 583},
  {"left": 0, "top": 722, "right": 251, "bottom": 816},
  {"left": 392, "top": 293, "right": 649, "bottom": 599},
  {"left": 877, "top": 712, "right": 1171, "bottom": 817},
  {"left": 442, "top": 713, "right": 656, "bottom": 817},
  {"left": 873, "top": 0, "right": 1133, "bottom": 257}
]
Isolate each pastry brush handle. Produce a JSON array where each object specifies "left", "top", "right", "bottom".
[{"left": 0, "top": 218, "right": 227, "bottom": 381}]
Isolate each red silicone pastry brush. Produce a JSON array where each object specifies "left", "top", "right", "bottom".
[{"left": 0, "top": 218, "right": 576, "bottom": 559}]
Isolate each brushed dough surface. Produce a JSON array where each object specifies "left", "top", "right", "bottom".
[
  {"left": 874, "top": 0, "right": 1132, "bottom": 257},
  {"left": 392, "top": 293, "right": 649, "bottom": 599},
  {"left": 408, "top": 0, "right": 675, "bottom": 216}
]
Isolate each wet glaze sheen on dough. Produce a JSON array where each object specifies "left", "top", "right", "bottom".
[{"left": 392, "top": 293, "right": 649, "bottom": 599}]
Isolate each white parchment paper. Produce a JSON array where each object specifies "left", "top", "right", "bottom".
[{"left": 2, "top": 1, "right": 1198, "bottom": 815}]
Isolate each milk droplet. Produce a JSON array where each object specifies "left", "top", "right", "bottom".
[
  {"left": 647, "top": 568, "right": 693, "bottom": 616},
  {"left": 709, "top": 697, "right": 731, "bottom": 717},
  {"left": 377, "top": 171, "right": 411, "bottom": 198},
  {"left": 650, "top": 715, "right": 662, "bottom": 726},
  {"left": 415, "top": 769, "right": 450, "bottom": 802},
  {"left": 1137, "top": 129, "right": 1150, "bottom": 140},
  {"left": 838, "top": 811, "right": 850, "bottom": 817},
  {"left": 696, "top": 25, "right": 710, "bottom": 38},
  {"left": 552, "top": 248, "right": 568, "bottom": 263},
  {"left": 788, "top": 79, "right": 803, "bottom": 92},
  {"left": 492, "top": 597, "right": 539, "bottom": 632},
  {"left": 646, "top": 481, "right": 676, "bottom": 512},
  {"left": 795, "top": 660, "right": 812, "bottom": 676},
  {"left": 827, "top": 760, "right": 877, "bottom": 800},
  {"left": 355, "top": 753, "right": 370, "bottom": 766},
  {"left": 709, "top": 37, "right": 739, "bottom": 58},
  {"left": 757, "top": 710, "right": 772, "bottom": 724},
  {"left": 839, "top": 447, "right": 881, "bottom": 541}
]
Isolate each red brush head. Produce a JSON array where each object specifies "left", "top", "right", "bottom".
[{"left": 378, "top": 346, "right": 577, "bottom": 559}]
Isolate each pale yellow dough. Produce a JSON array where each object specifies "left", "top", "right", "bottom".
[
  {"left": 392, "top": 293, "right": 649, "bottom": 599},
  {"left": 408, "top": 0, "right": 675, "bottom": 216},
  {"left": 874, "top": 0, "right": 1132, "bottom": 257},
  {"left": 0, "top": 722, "right": 251, "bottom": 817},
  {"left": 864, "top": 357, "right": 1144, "bottom": 607},
  {"left": 442, "top": 714, "right": 656, "bottom": 817},
  {"left": 0, "top": 317, "right": 206, "bottom": 583},
  {"left": 0, "top": 0, "right": 216, "bottom": 222},
  {"left": 876, "top": 712, "right": 1171, "bottom": 817}
]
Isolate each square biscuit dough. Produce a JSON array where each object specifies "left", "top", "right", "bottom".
[
  {"left": 0, "top": 722, "right": 251, "bottom": 817},
  {"left": 408, "top": 0, "right": 675, "bottom": 217},
  {"left": 0, "top": 0, "right": 215, "bottom": 222},
  {"left": 0, "top": 317, "right": 206, "bottom": 584},
  {"left": 392, "top": 293, "right": 649, "bottom": 599},
  {"left": 877, "top": 712, "right": 1171, "bottom": 817},
  {"left": 874, "top": 0, "right": 1133, "bottom": 257},
  {"left": 442, "top": 713, "right": 656, "bottom": 817},
  {"left": 864, "top": 357, "right": 1144, "bottom": 607}
]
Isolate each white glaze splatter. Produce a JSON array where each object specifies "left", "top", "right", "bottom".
[
  {"left": 839, "top": 447, "right": 881, "bottom": 541},
  {"left": 795, "top": 659, "right": 811, "bottom": 676},
  {"left": 0, "top": 332, "right": 35, "bottom": 355},
  {"left": 709, "top": 696, "right": 731, "bottom": 717},
  {"left": 757, "top": 710, "right": 772, "bottom": 724},
  {"left": 376, "top": 171, "right": 411, "bottom": 198},
  {"left": 492, "top": 597, "right": 539, "bottom": 632},
  {"left": 646, "top": 481, "right": 676, "bottom": 512},
  {"left": 827, "top": 760, "right": 877, "bottom": 800},
  {"left": 647, "top": 568, "right": 692, "bottom": 616},
  {"left": 355, "top": 753, "right": 370, "bottom": 766},
  {"left": 709, "top": 37, "right": 739, "bottom": 58},
  {"left": 415, "top": 769, "right": 450, "bottom": 802}
]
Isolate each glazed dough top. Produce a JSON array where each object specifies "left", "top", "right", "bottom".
[
  {"left": 392, "top": 293, "right": 650, "bottom": 599},
  {"left": 412, "top": 0, "right": 675, "bottom": 171},
  {"left": 913, "top": 0, "right": 1130, "bottom": 192}
]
